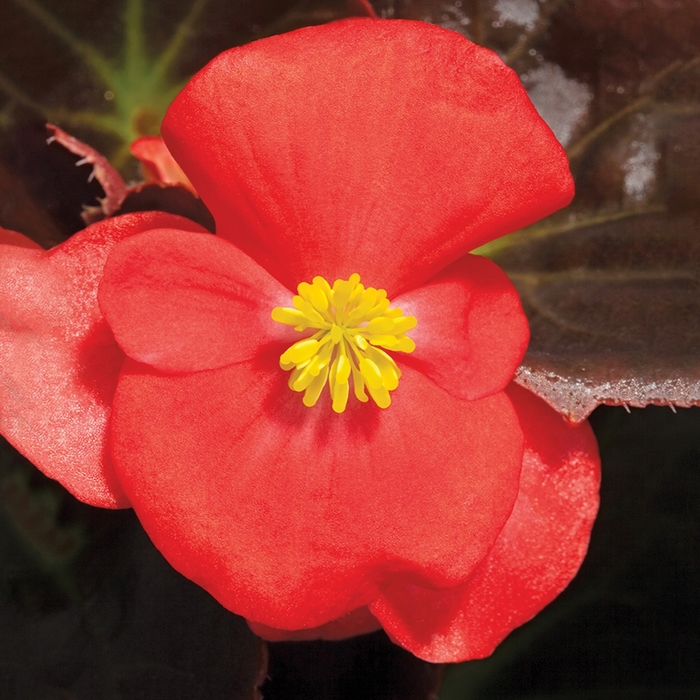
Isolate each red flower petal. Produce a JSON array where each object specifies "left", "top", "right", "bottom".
[
  {"left": 99, "top": 231, "right": 296, "bottom": 373},
  {"left": 163, "top": 19, "right": 573, "bottom": 295},
  {"left": 396, "top": 254, "right": 529, "bottom": 400},
  {"left": 0, "top": 227, "right": 42, "bottom": 250},
  {"left": 369, "top": 384, "right": 600, "bottom": 662},
  {"left": 248, "top": 606, "right": 381, "bottom": 642},
  {"left": 110, "top": 357, "right": 524, "bottom": 629},
  {"left": 0, "top": 213, "right": 205, "bottom": 508},
  {"left": 130, "top": 136, "right": 196, "bottom": 193}
]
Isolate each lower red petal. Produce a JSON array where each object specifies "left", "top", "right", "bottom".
[
  {"left": 369, "top": 384, "right": 600, "bottom": 662},
  {"left": 110, "top": 356, "right": 523, "bottom": 629},
  {"left": 248, "top": 606, "right": 381, "bottom": 642}
]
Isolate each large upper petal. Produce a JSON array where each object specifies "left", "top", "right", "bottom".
[
  {"left": 110, "top": 356, "right": 524, "bottom": 630},
  {"left": 0, "top": 213, "right": 205, "bottom": 508},
  {"left": 162, "top": 18, "right": 573, "bottom": 296},
  {"left": 395, "top": 254, "right": 529, "bottom": 400},
  {"left": 368, "top": 384, "right": 600, "bottom": 662}
]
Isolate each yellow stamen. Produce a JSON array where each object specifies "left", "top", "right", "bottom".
[{"left": 272, "top": 274, "right": 417, "bottom": 413}]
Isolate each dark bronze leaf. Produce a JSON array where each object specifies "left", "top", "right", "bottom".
[
  {"left": 488, "top": 211, "right": 700, "bottom": 421},
  {"left": 0, "top": 439, "right": 267, "bottom": 700}
]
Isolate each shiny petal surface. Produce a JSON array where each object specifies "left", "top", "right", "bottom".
[
  {"left": 396, "top": 255, "right": 529, "bottom": 400},
  {"left": 100, "top": 230, "right": 296, "bottom": 373},
  {"left": 369, "top": 384, "right": 601, "bottom": 662},
  {"left": 110, "top": 357, "right": 524, "bottom": 629},
  {"left": 0, "top": 213, "right": 205, "bottom": 508},
  {"left": 163, "top": 19, "right": 573, "bottom": 295}
]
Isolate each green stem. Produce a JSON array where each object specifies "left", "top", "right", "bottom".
[
  {"left": 151, "top": 0, "right": 212, "bottom": 83},
  {"left": 124, "top": 0, "right": 147, "bottom": 80},
  {"left": 473, "top": 205, "right": 665, "bottom": 259},
  {"left": 0, "top": 70, "right": 47, "bottom": 113},
  {"left": 0, "top": 73, "right": 125, "bottom": 138},
  {"left": 47, "top": 109, "right": 127, "bottom": 138}
]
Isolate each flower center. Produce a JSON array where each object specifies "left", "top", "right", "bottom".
[{"left": 271, "top": 274, "right": 417, "bottom": 413}]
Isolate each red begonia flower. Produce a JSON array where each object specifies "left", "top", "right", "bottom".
[
  {"left": 0, "top": 213, "right": 206, "bottom": 508},
  {"left": 249, "top": 384, "right": 600, "bottom": 661},
  {"left": 94, "top": 19, "right": 597, "bottom": 661}
]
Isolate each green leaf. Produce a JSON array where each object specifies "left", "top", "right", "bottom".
[{"left": 0, "top": 0, "right": 301, "bottom": 168}]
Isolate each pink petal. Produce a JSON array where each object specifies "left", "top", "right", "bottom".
[
  {"left": 130, "top": 136, "right": 196, "bottom": 194},
  {"left": 47, "top": 124, "right": 128, "bottom": 220}
]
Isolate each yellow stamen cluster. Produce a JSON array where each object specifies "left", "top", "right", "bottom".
[{"left": 271, "top": 274, "right": 417, "bottom": 413}]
